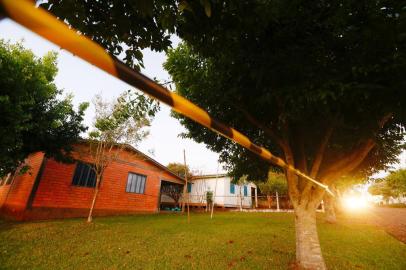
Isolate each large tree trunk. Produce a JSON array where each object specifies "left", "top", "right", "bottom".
[
  {"left": 323, "top": 195, "right": 336, "bottom": 224},
  {"left": 87, "top": 177, "right": 101, "bottom": 223},
  {"left": 295, "top": 207, "right": 327, "bottom": 270}
]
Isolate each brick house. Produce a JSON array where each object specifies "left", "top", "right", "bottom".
[{"left": 0, "top": 142, "right": 184, "bottom": 221}]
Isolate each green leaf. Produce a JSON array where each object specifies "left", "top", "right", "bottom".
[
  {"left": 179, "top": 1, "right": 192, "bottom": 13},
  {"left": 202, "top": 0, "right": 211, "bottom": 17}
]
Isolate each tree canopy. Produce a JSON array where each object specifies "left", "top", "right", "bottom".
[
  {"left": 41, "top": 0, "right": 177, "bottom": 69},
  {"left": 0, "top": 40, "right": 88, "bottom": 177},
  {"left": 41, "top": 0, "right": 212, "bottom": 69},
  {"left": 257, "top": 172, "right": 288, "bottom": 196},
  {"left": 167, "top": 162, "right": 193, "bottom": 179},
  {"left": 164, "top": 1, "right": 406, "bottom": 201},
  {"left": 164, "top": 2, "right": 406, "bottom": 267},
  {"left": 89, "top": 90, "right": 158, "bottom": 146},
  {"left": 369, "top": 169, "right": 406, "bottom": 200}
]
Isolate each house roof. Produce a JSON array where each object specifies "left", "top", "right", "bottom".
[
  {"left": 191, "top": 174, "right": 257, "bottom": 188},
  {"left": 76, "top": 140, "right": 185, "bottom": 182},
  {"left": 191, "top": 173, "right": 229, "bottom": 180},
  {"left": 123, "top": 144, "right": 185, "bottom": 182}
]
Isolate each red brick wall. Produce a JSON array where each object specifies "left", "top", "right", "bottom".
[
  {"left": 27, "top": 144, "right": 183, "bottom": 219},
  {"left": 0, "top": 152, "right": 45, "bottom": 219},
  {"left": 0, "top": 185, "right": 11, "bottom": 207}
]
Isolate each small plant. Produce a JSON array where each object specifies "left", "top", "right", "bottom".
[
  {"left": 206, "top": 190, "right": 213, "bottom": 210},
  {"left": 206, "top": 191, "right": 213, "bottom": 203}
]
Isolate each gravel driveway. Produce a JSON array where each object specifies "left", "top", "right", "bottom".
[{"left": 370, "top": 207, "right": 406, "bottom": 243}]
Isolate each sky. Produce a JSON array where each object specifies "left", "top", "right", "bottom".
[
  {"left": 0, "top": 18, "right": 404, "bottom": 180},
  {"left": 0, "top": 19, "right": 223, "bottom": 175}
]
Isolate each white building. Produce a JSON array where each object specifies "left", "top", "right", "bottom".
[
  {"left": 371, "top": 195, "right": 406, "bottom": 205},
  {"left": 187, "top": 174, "right": 258, "bottom": 208}
]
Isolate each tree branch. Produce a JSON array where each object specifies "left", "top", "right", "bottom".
[
  {"left": 233, "top": 103, "right": 285, "bottom": 150},
  {"left": 296, "top": 132, "right": 309, "bottom": 193},
  {"left": 282, "top": 139, "right": 300, "bottom": 208},
  {"left": 320, "top": 113, "right": 392, "bottom": 180},
  {"left": 309, "top": 113, "right": 393, "bottom": 207},
  {"left": 310, "top": 125, "right": 334, "bottom": 178},
  {"left": 299, "top": 125, "right": 334, "bottom": 204}
]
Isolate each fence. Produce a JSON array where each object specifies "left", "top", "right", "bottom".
[{"left": 161, "top": 193, "right": 294, "bottom": 211}]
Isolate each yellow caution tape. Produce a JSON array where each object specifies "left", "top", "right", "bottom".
[{"left": 0, "top": 0, "right": 333, "bottom": 196}]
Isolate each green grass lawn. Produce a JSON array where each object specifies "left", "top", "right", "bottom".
[{"left": 0, "top": 212, "right": 405, "bottom": 270}]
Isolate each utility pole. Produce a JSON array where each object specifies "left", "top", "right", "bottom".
[
  {"left": 184, "top": 149, "right": 190, "bottom": 223},
  {"left": 276, "top": 191, "right": 280, "bottom": 211},
  {"left": 255, "top": 188, "right": 258, "bottom": 208},
  {"left": 210, "top": 162, "right": 219, "bottom": 219},
  {"left": 181, "top": 180, "right": 186, "bottom": 212}
]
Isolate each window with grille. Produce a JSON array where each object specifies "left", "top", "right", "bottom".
[
  {"left": 71, "top": 162, "right": 96, "bottom": 188},
  {"left": 126, "top": 172, "right": 146, "bottom": 194}
]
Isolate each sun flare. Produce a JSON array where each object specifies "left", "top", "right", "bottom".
[{"left": 342, "top": 196, "right": 369, "bottom": 211}]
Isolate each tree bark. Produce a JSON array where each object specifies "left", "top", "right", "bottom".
[
  {"left": 323, "top": 195, "right": 336, "bottom": 224},
  {"left": 282, "top": 139, "right": 327, "bottom": 269},
  {"left": 87, "top": 177, "right": 101, "bottom": 223},
  {"left": 295, "top": 207, "right": 327, "bottom": 270}
]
